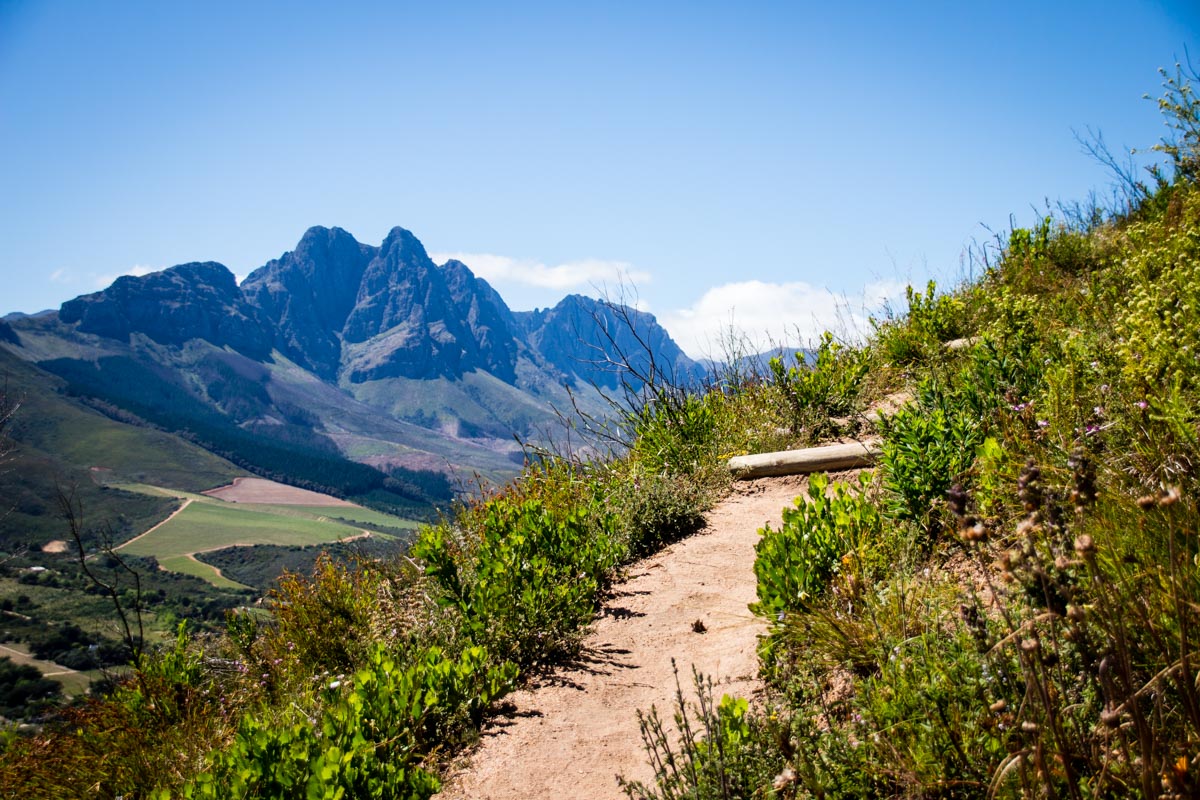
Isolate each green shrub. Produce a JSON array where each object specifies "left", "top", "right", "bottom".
[
  {"left": 414, "top": 496, "right": 620, "bottom": 668},
  {"left": 879, "top": 380, "right": 984, "bottom": 534},
  {"left": 751, "top": 472, "right": 880, "bottom": 620},
  {"left": 873, "top": 280, "right": 966, "bottom": 366},
  {"left": 606, "top": 465, "right": 708, "bottom": 559},
  {"left": 631, "top": 389, "right": 719, "bottom": 478},
  {"left": 769, "top": 332, "right": 869, "bottom": 443},
  {"left": 166, "top": 644, "right": 517, "bottom": 800}
]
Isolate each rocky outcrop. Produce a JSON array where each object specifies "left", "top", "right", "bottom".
[
  {"left": 59, "top": 262, "right": 272, "bottom": 358},
  {"left": 517, "top": 295, "right": 702, "bottom": 391},
  {"left": 52, "top": 228, "right": 700, "bottom": 393},
  {"left": 241, "top": 226, "right": 373, "bottom": 379}
]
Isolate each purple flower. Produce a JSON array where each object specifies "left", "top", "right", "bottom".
[
  {"left": 1037, "top": 420, "right": 1050, "bottom": 429},
  {"left": 1136, "top": 400, "right": 1149, "bottom": 410}
]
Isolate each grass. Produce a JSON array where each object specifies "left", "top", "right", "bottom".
[
  {"left": 109, "top": 484, "right": 419, "bottom": 586},
  {"left": 119, "top": 500, "right": 374, "bottom": 560}
]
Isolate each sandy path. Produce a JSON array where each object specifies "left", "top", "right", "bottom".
[{"left": 436, "top": 475, "right": 806, "bottom": 800}]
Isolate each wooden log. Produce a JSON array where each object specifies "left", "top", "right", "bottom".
[{"left": 728, "top": 440, "right": 881, "bottom": 479}]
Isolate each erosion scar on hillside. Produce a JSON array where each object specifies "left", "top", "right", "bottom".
[{"left": 436, "top": 475, "right": 809, "bottom": 800}]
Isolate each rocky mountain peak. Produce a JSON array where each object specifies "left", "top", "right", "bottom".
[{"left": 59, "top": 261, "right": 271, "bottom": 357}]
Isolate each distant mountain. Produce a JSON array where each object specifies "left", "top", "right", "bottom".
[
  {"left": 2, "top": 225, "right": 700, "bottom": 503},
  {"left": 516, "top": 294, "right": 702, "bottom": 392}
]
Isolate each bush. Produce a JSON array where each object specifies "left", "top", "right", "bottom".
[
  {"left": 769, "top": 332, "right": 869, "bottom": 443},
  {"left": 166, "top": 644, "right": 517, "bottom": 800},
  {"left": 751, "top": 471, "right": 880, "bottom": 620},
  {"left": 414, "top": 495, "right": 621, "bottom": 669}
]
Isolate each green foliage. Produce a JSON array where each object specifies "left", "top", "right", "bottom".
[
  {"left": 415, "top": 495, "right": 620, "bottom": 668},
  {"left": 751, "top": 472, "right": 879, "bottom": 619},
  {"left": 1150, "top": 62, "right": 1200, "bottom": 182},
  {"left": 168, "top": 644, "right": 516, "bottom": 800},
  {"left": 619, "top": 664, "right": 785, "bottom": 800},
  {"left": 1115, "top": 187, "right": 1200, "bottom": 394},
  {"left": 631, "top": 389, "right": 719, "bottom": 478},
  {"left": 873, "top": 280, "right": 966, "bottom": 366},
  {"left": 879, "top": 379, "right": 985, "bottom": 533},
  {"left": 605, "top": 465, "right": 707, "bottom": 559},
  {"left": 769, "top": 332, "right": 869, "bottom": 442}
]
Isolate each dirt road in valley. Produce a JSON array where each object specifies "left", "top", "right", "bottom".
[{"left": 435, "top": 475, "right": 807, "bottom": 800}]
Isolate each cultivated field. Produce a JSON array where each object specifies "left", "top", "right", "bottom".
[
  {"left": 202, "top": 477, "right": 357, "bottom": 506},
  {"left": 114, "top": 485, "right": 417, "bottom": 588}
]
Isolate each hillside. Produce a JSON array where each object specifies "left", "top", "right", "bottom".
[
  {"left": 5, "top": 69, "right": 1200, "bottom": 800},
  {"left": 1, "top": 225, "right": 702, "bottom": 524}
]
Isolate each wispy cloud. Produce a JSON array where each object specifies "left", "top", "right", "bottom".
[
  {"left": 430, "top": 251, "right": 651, "bottom": 292},
  {"left": 91, "top": 264, "right": 157, "bottom": 289},
  {"left": 661, "top": 279, "right": 911, "bottom": 360}
]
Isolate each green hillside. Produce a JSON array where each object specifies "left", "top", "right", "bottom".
[
  {"left": 6, "top": 68, "right": 1200, "bottom": 799},
  {"left": 0, "top": 346, "right": 245, "bottom": 551}
]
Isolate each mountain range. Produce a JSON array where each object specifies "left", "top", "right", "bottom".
[{"left": 1, "top": 226, "right": 702, "bottom": 518}]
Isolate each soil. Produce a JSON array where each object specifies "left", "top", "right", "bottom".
[
  {"left": 435, "top": 475, "right": 808, "bottom": 800},
  {"left": 201, "top": 476, "right": 358, "bottom": 506}
]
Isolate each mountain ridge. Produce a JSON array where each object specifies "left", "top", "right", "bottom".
[{"left": 2, "top": 225, "right": 703, "bottom": 495}]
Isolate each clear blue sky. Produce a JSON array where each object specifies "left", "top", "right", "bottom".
[{"left": 2, "top": 1, "right": 1197, "bottom": 357}]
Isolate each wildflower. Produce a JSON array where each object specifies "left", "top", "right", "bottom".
[
  {"left": 772, "top": 767, "right": 797, "bottom": 791},
  {"left": 1037, "top": 419, "right": 1050, "bottom": 428},
  {"left": 1136, "top": 400, "right": 1149, "bottom": 410},
  {"left": 1074, "top": 534, "right": 1096, "bottom": 554}
]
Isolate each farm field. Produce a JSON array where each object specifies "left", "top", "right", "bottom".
[
  {"left": 0, "top": 642, "right": 97, "bottom": 696},
  {"left": 115, "top": 485, "right": 418, "bottom": 587}
]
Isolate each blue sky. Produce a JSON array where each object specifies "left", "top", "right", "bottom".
[{"left": 2, "top": 1, "right": 1197, "bottom": 358}]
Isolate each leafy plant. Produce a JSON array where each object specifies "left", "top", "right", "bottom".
[
  {"left": 619, "top": 663, "right": 784, "bottom": 800},
  {"left": 414, "top": 496, "right": 620, "bottom": 668},
  {"left": 751, "top": 472, "right": 880, "bottom": 619},
  {"left": 769, "top": 332, "right": 869, "bottom": 443},
  {"left": 880, "top": 379, "right": 985, "bottom": 534},
  {"left": 165, "top": 644, "right": 516, "bottom": 800}
]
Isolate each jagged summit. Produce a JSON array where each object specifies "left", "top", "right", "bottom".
[{"left": 53, "top": 227, "right": 699, "bottom": 393}]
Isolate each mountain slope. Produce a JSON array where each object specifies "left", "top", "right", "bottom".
[{"left": 2, "top": 225, "right": 700, "bottom": 503}]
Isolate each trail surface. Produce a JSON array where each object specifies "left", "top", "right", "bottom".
[{"left": 436, "top": 475, "right": 806, "bottom": 800}]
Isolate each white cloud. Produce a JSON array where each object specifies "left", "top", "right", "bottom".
[
  {"left": 92, "top": 264, "right": 157, "bottom": 289},
  {"left": 661, "top": 279, "right": 912, "bottom": 361},
  {"left": 429, "top": 251, "right": 651, "bottom": 292},
  {"left": 49, "top": 268, "right": 73, "bottom": 284}
]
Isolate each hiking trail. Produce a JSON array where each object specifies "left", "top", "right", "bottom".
[{"left": 436, "top": 475, "right": 809, "bottom": 800}]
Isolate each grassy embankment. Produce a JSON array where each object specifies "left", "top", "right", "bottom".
[{"left": 4, "top": 65, "right": 1200, "bottom": 799}]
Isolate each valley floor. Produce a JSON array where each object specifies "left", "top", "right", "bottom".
[{"left": 435, "top": 476, "right": 807, "bottom": 799}]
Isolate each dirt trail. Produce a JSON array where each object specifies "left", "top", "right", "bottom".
[{"left": 436, "top": 475, "right": 807, "bottom": 800}]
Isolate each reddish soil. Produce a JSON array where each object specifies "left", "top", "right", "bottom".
[
  {"left": 202, "top": 477, "right": 358, "bottom": 506},
  {"left": 435, "top": 476, "right": 807, "bottom": 800}
]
